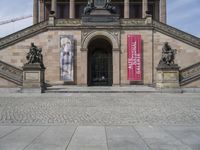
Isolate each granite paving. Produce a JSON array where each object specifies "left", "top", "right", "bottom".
[{"left": 0, "top": 93, "right": 200, "bottom": 150}]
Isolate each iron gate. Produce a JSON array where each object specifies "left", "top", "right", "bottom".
[{"left": 90, "top": 50, "right": 112, "bottom": 86}]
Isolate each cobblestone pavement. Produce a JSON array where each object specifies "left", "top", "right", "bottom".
[
  {"left": 0, "top": 93, "right": 200, "bottom": 126},
  {"left": 1, "top": 93, "right": 200, "bottom": 150}
]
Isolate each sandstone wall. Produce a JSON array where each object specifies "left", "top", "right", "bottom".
[
  {"left": 0, "top": 77, "right": 18, "bottom": 87},
  {"left": 0, "top": 27, "right": 199, "bottom": 87},
  {"left": 182, "top": 80, "right": 200, "bottom": 88},
  {"left": 0, "top": 30, "right": 82, "bottom": 86},
  {"left": 120, "top": 30, "right": 153, "bottom": 85}
]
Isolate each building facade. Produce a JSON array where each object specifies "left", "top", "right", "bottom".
[
  {"left": 0, "top": 0, "right": 200, "bottom": 88},
  {"left": 33, "top": 0, "right": 166, "bottom": 23}
]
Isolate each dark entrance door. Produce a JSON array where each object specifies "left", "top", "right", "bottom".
[{"left": 88, "top": 38, "right": 112, "bottom": 86}]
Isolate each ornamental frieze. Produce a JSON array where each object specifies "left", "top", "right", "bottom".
[
  {"left": 121, "top": 19, "right": 146, "bottom": 26},
  {"left": 55, "top": 19, "right": 81, "bottom": 26}
]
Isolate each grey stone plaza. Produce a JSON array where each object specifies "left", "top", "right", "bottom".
[{"left": 0, "top": 93, "right": 200, "bottom": 150}]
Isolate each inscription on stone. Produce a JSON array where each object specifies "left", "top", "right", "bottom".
[
  {"left": 25, "top": 72, "right": 39, "bottom": 81},
  {"left": 163, "top": 72, "right": 177, "bottom": 81}
]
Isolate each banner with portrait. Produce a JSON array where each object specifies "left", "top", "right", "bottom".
[{"left": 60, "top": 35, "right": 74, "bottom": 81}]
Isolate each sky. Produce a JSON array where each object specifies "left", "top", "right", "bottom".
[{"left": 0, "top": 0, "right": 200, "bottom": 38}]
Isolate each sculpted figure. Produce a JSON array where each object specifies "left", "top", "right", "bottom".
[
  {"left": 84, "top": 1, "right": 95, "bottom": 15},
  {"left": 159, "top": 42, "right": 177, "bottom": 66},
  {"left": 104, "top": 0, "right": 116, "bottom": 14},
  {"left": 26, "top": 43, "right": 44, "bottom": 67}
]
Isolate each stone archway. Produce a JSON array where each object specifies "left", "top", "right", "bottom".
[
  {"left": 80, "top": 31, "right": 120, "bottom": 86},
  {"left": 87, "top": 38, "right": 113, "bottom": 86},
  {"left": 82, "top": 31, "right": 119, "bottom": 51}
]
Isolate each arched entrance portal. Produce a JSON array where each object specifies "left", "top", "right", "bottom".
[{"left": 88, "top": 38, "right": 113, "bottom": 86}]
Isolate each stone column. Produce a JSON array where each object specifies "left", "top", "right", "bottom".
[
  {"left": 33, "top": 0, "right": 38, "bottom": 24},
  {"left": 39, "top": 0, "right": 45, "bottom": 22},
  {"left": 124, "top": 0, "right": 129, "bottom": 18},
  {"left": 160, "top": 0, "right": 166, "bottom": 23},
  {"left": 142, "top": 0, "right": 148, "bottom": 18},
  {"left": 70, "top": 0, "right": 75, "bottom": 18},
  {"left": 51, "top": 0, "right": 57, "bottom": 16}
]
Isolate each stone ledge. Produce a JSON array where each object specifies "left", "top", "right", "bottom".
[{"left": 20, "top": 88, "right": 44, "bottom": 93}]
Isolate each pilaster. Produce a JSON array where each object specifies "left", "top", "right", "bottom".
[{"left": 113, "top": 49, "right": 120, "bottom": 85}]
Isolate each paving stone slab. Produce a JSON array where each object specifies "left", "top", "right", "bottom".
[
  {"left": 25, "top": 126, "right": 76, "bottom": 150},
  {"left": 106, "top": 126, "right": 150, "bottom": 150},
  {"left": 134, "top": 126, "right": 192, "bottom": 150},
  {"left": 66, "top": 126, "right": 108, "bottom": 150},
  {"left": 0, "top": 126, "right": 20, "bottom": 139},
  {"left": 164, "top": 126, "right": 200, "bottom": 150},
  {"left": 0, "top": 126, "right": 47, "bottom": 150}
]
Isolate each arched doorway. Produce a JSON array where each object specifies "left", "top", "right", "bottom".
[{"left": 88, "top": 38, "right": 113, "bottom": 86}]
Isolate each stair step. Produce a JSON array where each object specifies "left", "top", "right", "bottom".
[{"left": 45, "top": 85, "right": 157, "bottom": 93}]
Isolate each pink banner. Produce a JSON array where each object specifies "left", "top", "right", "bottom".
[{"left": 127, "top": 34, "right": 142, "bottom": 81}]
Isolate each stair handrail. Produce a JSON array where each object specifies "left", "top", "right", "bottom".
[
  {"left": 153, "top": 20, "right": 200, "bottom": 49},
  {"left": 0, "top": 21, "right": 48, "bottom": 50},
  {"left": 0, "top": 60, "right": 23, "bottom": 85},
  {"left": 180, "top": 62, "right": 200, "bottom": 85}
]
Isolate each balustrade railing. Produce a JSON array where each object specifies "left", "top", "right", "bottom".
[
  {"left": 0, "top": 60, "right": 23, "bottom": 85},
  {"left": 180, "top": 62, "right": 200, "bottom": 85}
]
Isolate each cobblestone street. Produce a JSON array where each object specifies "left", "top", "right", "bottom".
[
  {"left": 0, "top": 93, "right": 200, "bottom": 126},
  {"left": 0, "top": 93, "right": 200, "bottom": 150}
]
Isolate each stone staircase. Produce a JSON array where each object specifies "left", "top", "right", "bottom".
[
  {"left": 153, "top": 20, "right": 200, "bottom": 49},
  {"left": 0, "top": 21, "right": 48, "bottom": 50},
  {"left": 180, "top": 62, "right": 200, "bottom": 86},
  {"left": 45, "top": 85, "right": 157, "bottom": 93},
  {"left": 0, "top": 60, "right": 23, "bottom": 85}
]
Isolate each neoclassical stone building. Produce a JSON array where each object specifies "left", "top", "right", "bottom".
[
  {"left": 0, "top": 0, "right": 200, "bottom": 88},
  {"left": 33, "top": 0, "right": 166, "bottom": 23}
]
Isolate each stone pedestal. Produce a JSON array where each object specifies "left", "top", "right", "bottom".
[
  {"left": 48, "top": 12, "right": 55, "bottom": 26},
  {"left": 22, "top": 63, "right": 45, "bottom": 93},
  {"left": 82, "top": 9, "right": 119, "bottom": 25},
  {"left": 145, "top": 14, "right": 152, "bottom": 24},
  {"left": 156, "top": 65, "right": 180, "bottom": 89}
]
